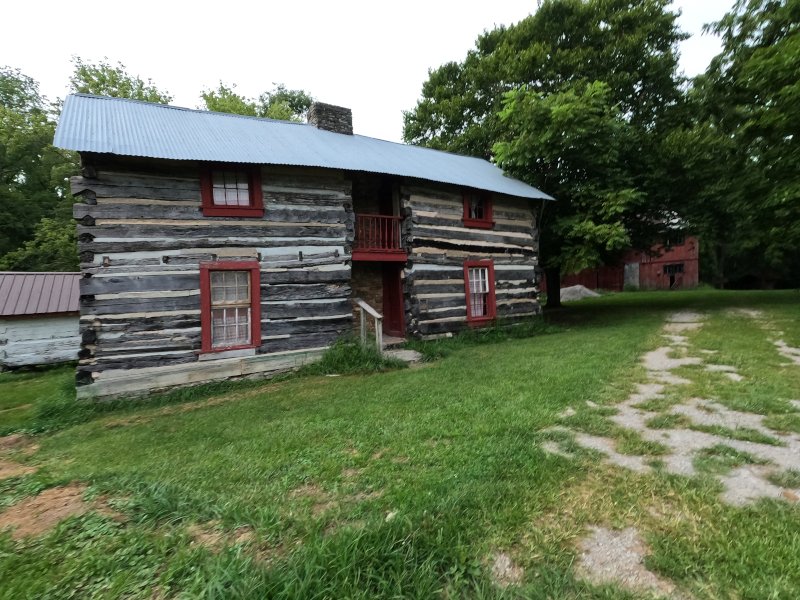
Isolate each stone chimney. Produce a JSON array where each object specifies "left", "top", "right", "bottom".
[{"left": 307, "top": 102, "right": 353, "bottom": 135}]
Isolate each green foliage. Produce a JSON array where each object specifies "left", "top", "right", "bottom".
[
  {"left": 667, "top": 0, "right": 800, "bottom": 287},
  {"left": 495, "top": 81, "right": 642, "bottom": 272},
  {"left": 0, "top": 217, "right": 78, "bottom": 271},
  {"left": 402, "top": 0, "right": 686, "bottom": 276},
  {"left": 201, "top": 82, "right": 314, "bottom": 121},
  {"left": 69, "top": 57, "right": 173, "bottom": 103},
  {"left": 300, "top": 337, "right": 407, "bottom": 375},
  {"left": 201, "top": 82, "right": 258, "bottom": 116},
  {"left": 0, "top": 67, "right": 75, "bottom": 258}
]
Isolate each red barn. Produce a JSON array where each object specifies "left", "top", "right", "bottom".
[
  {"left": 557, "top": 236, "right": 700, "bottom": 292},
  {"left": 623, "top": 235, "right": 700, "bottom": 290}
]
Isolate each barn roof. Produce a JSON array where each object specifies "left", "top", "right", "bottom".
[
  {"left": 0, "top": 272, "right": 80, "bottom": 317},
  {"left": 54, "top": 94, "right": 553, "bottom": 201}
]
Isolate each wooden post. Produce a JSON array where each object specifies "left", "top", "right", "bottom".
[
  {"left": 360, "top": 307, "right": 367, "bottom": 346},
  {"left": 354, "top": 297, "right": 384, "bottom": 355}
]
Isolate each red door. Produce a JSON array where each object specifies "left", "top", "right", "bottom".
[{"left": 382, "top": 264, "right": 404, "bottom": 337}]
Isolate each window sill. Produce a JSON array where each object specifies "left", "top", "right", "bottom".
[
  {"left": 202, "top": 206, "right": 264, "bottom": 218},
  {"left": 198, "top": 347, "right": 257, "bottom": 361},
  {"left": 462, "top": 219, "right": 494, "bottom": 230}
]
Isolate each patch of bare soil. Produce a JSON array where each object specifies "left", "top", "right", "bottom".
[
  {"left": 187, "top": 520, "right": 254, "bottom": 552},
  {"left": 577, "top": 526, "right": 684, "bottom": 597},
  {"left": 490, "top": 552, "right": 524, "bottom": 587},
  {"left": 0, "top": 484, "right": 122, "bottom": 540},
  {"left": 290, "top": 482, "right": 337, "bottom": 516},
  {"left": 0, "top": 434, "right": 39, "bottom": 456},
  {"left": 0, "top": 459, "right": 36, "bottom": 480}
]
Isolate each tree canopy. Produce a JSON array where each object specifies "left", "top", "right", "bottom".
[
  {"left": 69, "top": 57, "right": 173, "bottom": 103},
  {"left": 404, "top": 0, "right": 687, "bottom": 297},
  {"left": 201, "top": 82, "right": 314, "bottom": 121},
  {"left": 0, "top": 59, "right": 317, "bottom": 271},
  {"left": 404, "top": 0, "right": 800, "bottom": 290},
  {"left": 0, "top": 67, "right": 72, "bottom": 260}
]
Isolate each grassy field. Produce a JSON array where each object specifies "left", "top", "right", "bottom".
[
  {"left": 0, "top": 289, "right": 798, "bottom": 598},
  {"left": 0, "top": 365, "right": 74, "bottom": 434}
]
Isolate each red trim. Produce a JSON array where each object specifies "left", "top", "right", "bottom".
[
  {"left": 199, "top": 260, "right": 261, "bottom": 354},
  {"left": 463, "top": 259, "right": 496, "bottom": 325},
  {"left": 382, "top": 264, "right": 405, "bottom": 337},
  {"left": 462, "top": 190, "right": 494, "bottom": 229},
  {"left": 352, "top": 250, "right": 407, "bottom": 262},
  {"left": 200, "top": 164, "right": 264, "bottom": 217}
]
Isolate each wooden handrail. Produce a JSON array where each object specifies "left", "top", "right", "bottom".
[{"left": 353, "top": 297, "right": 384, "bottom": 353}]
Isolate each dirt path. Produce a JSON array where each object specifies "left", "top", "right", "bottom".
[
  {"left": 540, "top": 309, "right": 800, "bottom": 596},
  {"left": 544, "top": 310, "right": 800, "bottom": 506}
]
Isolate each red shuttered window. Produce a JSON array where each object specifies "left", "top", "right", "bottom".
[
  {"left": 464, "top": 260, "right": 496, "bottom": 324},
  {"left": 462, "top": 190, "right": 493, "bottom": 229},
  {"left": 200, "top": 261, "right": 261, "bottom": 353},
  {"left": 200, "top": 165, "right": 263, "bottom": 217}
]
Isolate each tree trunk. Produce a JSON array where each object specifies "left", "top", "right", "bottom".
[
  {"left": 545, "top": 266, "right": 562, "bottom": 309},
  {"left": 713, "top": 244, "right": 726, "bottom": 289}
]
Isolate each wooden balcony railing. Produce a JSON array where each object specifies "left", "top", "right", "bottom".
[{"left": 353, "top": 214, "right": 406, "bottom": 261}]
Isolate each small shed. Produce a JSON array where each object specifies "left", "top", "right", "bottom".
[{"left": 0, "top": 272, "right": 81, "bottom": 368}]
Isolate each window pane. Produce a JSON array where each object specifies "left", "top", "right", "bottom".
[
  {"left": 467, "top": 267, "right": 490, "bottom": 318},
  {"left": 210, "top": 270, "right": 251, "bottom": 306},
  {"left": 210, "top": 271, "right": 225, "bottom": 287},
  {"left": 211, "top": 306, "right": 251, "bottom": 348},
  {"left": 210, "top": 170, "right": 250, "bottom": 208},
  {"left": 469, "top": 195, "right": 484, "bottom": 220}
]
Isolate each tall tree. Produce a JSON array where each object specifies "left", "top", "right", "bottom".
[
  {"left": 0, "top": 67, "right": 72, "bottom": 260},
  {"left": 403, "top": 0, "right": 687, "bottom": 304},
  {"left": 69, "top": 57, "right": 173, "bottom": 103},
  {"left": 201, "top": 82, "right": 314, "bottom": 121},
  {"left": 665, "top": 0, "right": 800, "bottom": 288},
  {"left": 495, "top": 82, "right": 642, "bottom": 275}
]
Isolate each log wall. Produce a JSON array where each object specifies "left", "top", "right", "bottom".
[
  {"left": 0, "top": 315, "right": 80, "bottom": 368},
  {"left": 72, "top": 155, "right": 353, "bottom": 399},
  {"left": 70, "top": 154, "right": 543, "bottom": 397},
  {"left": 401, "top": 182, "right": 541, "bottom": 338}
]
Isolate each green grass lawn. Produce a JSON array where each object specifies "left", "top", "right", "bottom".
[
  {"left": 0, "top": 289, "right": 799, "bottom": 598},
  {"left": 0, "top": 365, "right": 73, "bottom": 434}
]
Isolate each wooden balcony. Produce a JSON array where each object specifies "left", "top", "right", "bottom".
[{"left": 352, "top": 214, "right": 407, "bottom": 262}]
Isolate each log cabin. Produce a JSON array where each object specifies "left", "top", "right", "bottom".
[{"left": 54, "top": 94, "right": 553, "bottom": 399}]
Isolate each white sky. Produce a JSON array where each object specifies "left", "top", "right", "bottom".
[{"left": 2, "top": 0, "right": 730, "bottom": 142}]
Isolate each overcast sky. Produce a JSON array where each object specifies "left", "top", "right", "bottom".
[{"left": 3, "top": 0, "right": 731, "bottom": 142}]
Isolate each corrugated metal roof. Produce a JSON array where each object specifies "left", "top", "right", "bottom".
[
  {"left": 0, "top": 272, "right": 80, "bottom": 317},
  {"left": 54, "top": 94, "right": 554, "bottom": 201}
]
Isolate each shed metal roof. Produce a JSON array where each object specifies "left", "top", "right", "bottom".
[
  {"left": 54, "top": 94, "right": 553, "bottom": 201},
  {"left": 0, "top": 272, "right": 80, "bottom": 317}
]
